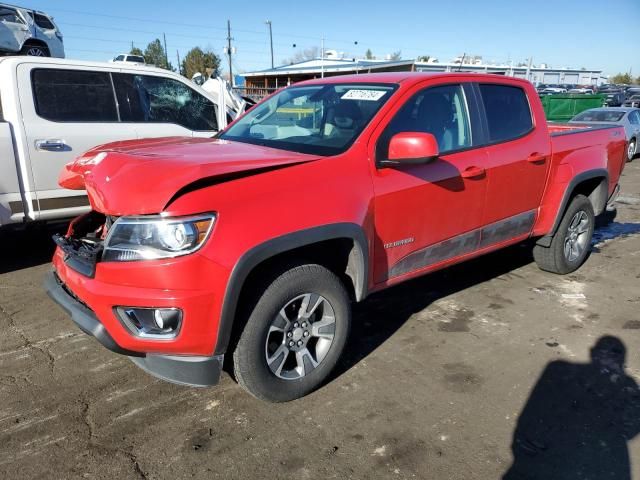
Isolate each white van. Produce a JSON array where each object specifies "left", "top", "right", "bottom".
[
  {"left": 0, "top": 3, "right": 64, "bottom": 57},
  {"left": 0, "top": 57, "right": 240, "bottom": 228}
]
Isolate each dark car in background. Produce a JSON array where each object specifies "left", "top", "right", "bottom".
[
  {"left": 602, "top": 91, "right": 626, "bottom": 106},
  {"left": 625, "top": 95, "right": 640, "bottom": 108}
]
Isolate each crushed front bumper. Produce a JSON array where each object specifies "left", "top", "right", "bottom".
[{"left": 44, "top": 271, "right": 223, "bottom": 387}]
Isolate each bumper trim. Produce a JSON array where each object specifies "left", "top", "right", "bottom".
[
  {"left": 607, "top": 183, "right": 621, "bottom": 209},
  {"left": 44, "top": 271, "right": 143, "bottom": 357},
  {"left": 129, "top": 354, "right": 223, "bottom": 387}
]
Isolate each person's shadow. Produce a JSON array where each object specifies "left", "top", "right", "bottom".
[{"left": 503, "top": 336, "right": 640, "bottom": 480}]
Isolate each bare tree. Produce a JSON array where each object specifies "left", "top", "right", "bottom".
[{"left": 282, "top": 46, "right": 320, "bottom": 65}]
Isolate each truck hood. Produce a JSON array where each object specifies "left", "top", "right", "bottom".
[{"left": 59, "top": 137, "right": 320, "bottom": 215}]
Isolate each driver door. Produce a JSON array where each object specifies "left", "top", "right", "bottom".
[{"left": 370, "top": 82, "right": 488, "bottom": 283}]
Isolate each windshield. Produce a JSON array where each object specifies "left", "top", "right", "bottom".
[
  {"left": 128, "top": 55, "right": 145, "bottom": 63},
  {"left": 219, "top": 83, "right": 396, "bottom": 156},
  {"left": 573, "top": 111, "right": 625, "bottom": 122}
]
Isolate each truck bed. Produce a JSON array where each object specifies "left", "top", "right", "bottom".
[{"left": 548, "top": 121, "right": 627, "bottom": 198}]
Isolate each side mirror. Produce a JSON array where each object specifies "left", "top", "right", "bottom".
[{"left": 380, "top": 132, "right": 439, "bottom": 167}]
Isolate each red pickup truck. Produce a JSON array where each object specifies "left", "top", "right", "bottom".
[{"left": 45, "top": 73, "right": 627, "bottom": 402}]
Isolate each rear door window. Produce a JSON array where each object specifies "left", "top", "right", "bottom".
[
  {"left": 478, "top": 84, "right": 533, "bottom": 143},
  {"left": 32, "top": 69, "right": 118, "bottom": 122},
  {"left": 33, "top": 13, "right": 55, "bottom": 29},
  {"left": 112, "top": 73, "right": 218, "bottom": 131}
]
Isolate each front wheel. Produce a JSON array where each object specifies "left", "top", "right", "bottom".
[
  {"left": 533, "top": 194, "right": 595, "bottom": 274},
  {"left": 233, "top": 264, "right": 351, "bottom": 402},
  {"left": 628, "top": 139, "right": 637, "bottom": 162}
]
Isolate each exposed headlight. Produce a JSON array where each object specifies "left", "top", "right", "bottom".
[{"left": 103, "top": 213, "right": 215, "bottom": 261}]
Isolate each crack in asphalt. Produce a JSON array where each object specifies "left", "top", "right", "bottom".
[
  {"left": 80, "top": 394, "right": 148, "bottom": 480},
  {"left": 0, "top": 304, "right": 56, "bottom": 374}
]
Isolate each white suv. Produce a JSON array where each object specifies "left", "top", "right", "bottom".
[
  {"left": 0, "top": 3, "right": 64, "bottom": 58},
  {"left": 111, "top": 53, "right": 146, "bottom": 65}
]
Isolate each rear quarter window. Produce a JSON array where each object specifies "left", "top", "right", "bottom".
[
  {"left": 479, "top": 84, "right": 533, "bottom": 143},
  {"left": 32, "top": 69, "right": 118, "bottom": 122}
]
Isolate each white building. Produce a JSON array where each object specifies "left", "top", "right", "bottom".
[{"left": 414, "top": 61, "right": 605, "bottom": 86}]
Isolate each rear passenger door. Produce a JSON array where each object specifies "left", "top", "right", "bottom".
[{"left": 475, "top": 83, "right": 551, "bottom": 243}]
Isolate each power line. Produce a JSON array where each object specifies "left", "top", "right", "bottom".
[{"left": 53, "top": 10, "right": 516, "bottom": 67}]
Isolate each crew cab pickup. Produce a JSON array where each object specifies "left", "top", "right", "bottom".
[
  {"left": 45, "top": 73, "right": 627, "bottom": 402},
  {"left": 0, "top": 57, "right": 242, "bottom": 229}
]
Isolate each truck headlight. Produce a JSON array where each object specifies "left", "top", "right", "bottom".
[{"left": 103, "top": 214, "right": 215, "bottom": 261}]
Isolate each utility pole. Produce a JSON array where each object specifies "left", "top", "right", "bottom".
[
  {"left": 176, "top": 50, "right": 181, "bottom": 76},
  {"left": 227, "top": 20, "right": 234, "bottom": 87},
  {"left": 321, "top": 37, "right": 325, "bottom": 78},
  {"left": 265, "top": 20, "right": 274, "bottom": 69},
  {"left": 163, "top": 33, "right": 169, "bottom": 69},
  {"left": 526, "top": 56, "right": 533, "bottom": 82},
  {"left": 456, "top": 53, "right": 465, "bottom": 72}
]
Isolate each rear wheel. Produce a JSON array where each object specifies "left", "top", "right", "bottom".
[
  {"left": 533, "top": 194, "right": 595, "bottom": 274},
  {"left": 21, "top": 44, "right": 50, "bottom": 57},
  {"left": 628, "top": 139, "right": 637, "bottom": 162},
  {"left": 233, "top": 264, "right": 351, "bottom": 402}
]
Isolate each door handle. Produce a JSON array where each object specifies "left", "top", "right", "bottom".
[
  {"left": 35, "top": 139, "right": 67, "bottom": 151},
  {"left": 461, "top": 166, "right": 485, "bottom": 179},
  {"left": 527, "top": 152, "right": 547, "bottom": 164}
]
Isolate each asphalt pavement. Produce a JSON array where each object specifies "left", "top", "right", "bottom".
[{"left": 1, "top": 161, "right": 639, "bottom": 479}]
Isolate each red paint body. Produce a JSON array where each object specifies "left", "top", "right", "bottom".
[{"left": 52, "top": 73, "right": 627, "bottom": 357}]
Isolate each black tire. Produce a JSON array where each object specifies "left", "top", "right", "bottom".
[
  {"left": 233, "top": 264, "right": 351, "bottom": 402},
  {"left": 533, "top": 194, "right": 595, "bottom": 274},
  {"left": 20, "top": 44, "right": 50, "bottom": 57},
  {"left": 628, "top": 139, "right": 637, "bottom": 162}
]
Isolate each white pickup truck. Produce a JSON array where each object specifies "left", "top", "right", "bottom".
[{"left": 0, "top": 56, "right": 242, "bottom": 228}]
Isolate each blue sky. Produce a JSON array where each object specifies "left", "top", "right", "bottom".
[{"left": 27, "top": 0, "right": 640, "bottom": 77}]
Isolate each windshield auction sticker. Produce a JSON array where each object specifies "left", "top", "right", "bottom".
[{"left": 341, "top": 89, "right": 386, "bottom": 101}]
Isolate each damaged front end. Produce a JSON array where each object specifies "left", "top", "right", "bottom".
[{"left": 52, "top": 211, "right": 110, "bottom": 278}]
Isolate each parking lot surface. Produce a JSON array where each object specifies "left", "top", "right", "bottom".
[{"left": 1, "top": 162, "right": 639, "bottom": 480}]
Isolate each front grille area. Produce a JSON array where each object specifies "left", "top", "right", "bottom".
[
  {"left": 53, "top": 271, "right": 93, "bottom": 312},
  {"left": 53, "top": 211, "right": 107, "bottom": 278}
]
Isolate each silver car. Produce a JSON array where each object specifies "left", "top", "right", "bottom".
[
  {"left": 0, "top": 3, "right": 64, "bottom": 57},
  {"left": 570, "top": 107, "right": 640, "bottom": 161}
]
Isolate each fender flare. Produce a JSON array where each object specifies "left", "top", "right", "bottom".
[
  {"left": 536, "top": 168, "right": 608, "bottom": 247},
  {"left": 214, "top": 223, "right": 369, "bottom": 355}
]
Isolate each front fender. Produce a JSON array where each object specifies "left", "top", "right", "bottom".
[{"left": 213, "top": 223, "right": 369, "bottom": 355}]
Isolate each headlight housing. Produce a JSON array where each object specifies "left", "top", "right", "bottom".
[{"left": 103, "top": 213, "right": 215, "bottom": 262}]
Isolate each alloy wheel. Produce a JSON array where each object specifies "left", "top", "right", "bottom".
[
  {"left": 564, "top": 210, "right": 590, "bottom": 262},
  {"left": 26, "top": 47, "right": 46, "bottom": 57},
  {"left": 264, "top": 293, "right": 336, "bottom": 380}
]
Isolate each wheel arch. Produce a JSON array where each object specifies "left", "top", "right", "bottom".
[
  {"left": 214, "top": 223, "right": 369, "bottom": 355},
  {"left": 20, "top": 39, "right": 49, "bottom": 54},
  {"left": 536, "top": 168, "right": 608, "bottom": 247}
]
